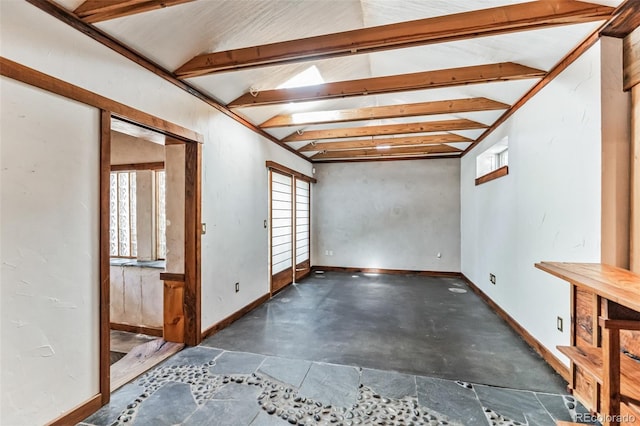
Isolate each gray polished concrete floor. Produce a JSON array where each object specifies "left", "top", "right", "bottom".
[
  {"left": 202, "top": 272, "right": 566, "bottom": 393},
  {"left": 82, "top": 272, "right": 584, "bottom": 425}
]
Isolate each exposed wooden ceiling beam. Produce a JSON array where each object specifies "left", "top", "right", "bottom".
[
  {"left": 25, "top": 0, "right": 310, "bottom": 163},
  {"left": 260, "top": 97, "right": 509, "bottom": 128},
  {"left": 74, "top": 0, "right": 194, "bottom": 24},
  {"left": 175, "top": 1, "right": 613, "bottom": 78},
  {"left": 462, "top": 18, "right": 606, "bottom": 156},
  {"left": 298, "top": 134, "right": 471, "bottom": 152},
  {"left": 283, "top": 119, "right": 486, "bottom": 142},
  {"left": 600, "top": 0, "right": 640, "bottom": 38},
  {"left": 229, "top": 63, "right": 544, "bottom": 108},
  {"left": 311, "top": 144, "right": 462, "bottom": 160}
]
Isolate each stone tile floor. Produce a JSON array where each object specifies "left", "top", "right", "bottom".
[{"left": 81, "top": 346, "right": 590, "bottom": 426}]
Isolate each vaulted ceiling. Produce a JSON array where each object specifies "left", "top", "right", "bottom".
[{"left": 50, "top": 0, "right": 628, "bottom": 162}]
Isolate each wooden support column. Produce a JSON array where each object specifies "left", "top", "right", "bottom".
[
  {"left": 632, "top": 86, "right": 640, "bottom": 272},
  {"left": 99, "top": 111, "right": 111, "bottom": 404},
  {"left": 600, "top": 36, "right": 631, "bottom": 269},
  {"left": 183, "top": 142, "right": 202, "bottom": 346},
  {"left": 627, "top": 27, "right": 640, "bottom": 272}
]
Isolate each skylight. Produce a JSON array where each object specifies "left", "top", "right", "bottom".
[{"left": 277, "top": 65, "right": 324, "bottom": 89}]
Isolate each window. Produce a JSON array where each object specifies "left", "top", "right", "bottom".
[
  {"left": 475, "top": 137, "right": 509, "bottom": 185},
  {"left": 110, "top": 171, "right": 137, "bottom": 257},
  {"left": 270, "top": 171, "right": 294, "bottom": 282},
  {"left": 109, "top": 169, "right": 166, "bottom": 259},
  {"left": 156, "top": 170, "right": 167, "bottom": 259}
]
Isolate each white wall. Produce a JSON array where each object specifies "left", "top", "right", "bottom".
[
  {"left": 0, "top": 78, "right": 100, "bottom": 425},
  {"left": 312, "top": 159, "right": 461, "bottom": 272},
  {"left": 1, "top": 1, "right": 311, "bottom": 423},
  {"left": 460, "top": 42, "right": 604, "bottom": 364}
]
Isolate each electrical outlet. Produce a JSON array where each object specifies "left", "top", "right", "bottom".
[
  {"left": 264, "top": 220, "right": 267, "bottom": 229},
  {"left": 235, "top": 282, "right": 239, "bottom": 293},
  {"left": 557, "top": 316, "right": 563, "bottom": 332},
  {"left": 489, "top": 273, "right": 496, "bottom": 285}
]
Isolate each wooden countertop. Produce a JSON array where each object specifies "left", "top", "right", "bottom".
[{"left": 535, "top": 262, "right": 640, "bottom": 313}]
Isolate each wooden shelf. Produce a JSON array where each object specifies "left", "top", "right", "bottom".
[
  {"left": 558, "top": 345, "right": 640, "bottom": 405},
  {"left": 535, "top": 262, "right": 640, "bottom": 312},
  {"left": 538, "top": 262, "right": 640, "bottom": 426}
]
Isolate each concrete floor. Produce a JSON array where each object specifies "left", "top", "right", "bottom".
[
  {"left": 202, "top": 271, "right": 566, "bottom": 393},
  {"left": 82, "top": 272, "right": 582, "bottom": 425}
]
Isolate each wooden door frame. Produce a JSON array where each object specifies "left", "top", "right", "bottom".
[
  {"left": 100, "top": 114, "right": 203, "bottom": 401},
  {"left": 266, "top": 161, "right": 316, "bottom": 294},
  {"left": 294, "top": 177, "right": 311, "bottom": 281},
  {"left": 2, "top": 58, "right": 205, "bottom": 423},
  {"left": 269, "top": 169, "right": 295, "bottom": 294}
]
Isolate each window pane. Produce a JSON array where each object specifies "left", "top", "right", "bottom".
[
  {"left": 109, "top": 173, "right": 118, "bottom": 256},
  {"left": 157, "top": 171, "right": 166, "bottom": 259},
  {"left": 118, "top": 172, "right": 131, "bottom": 257},
  {"left": 130, "top": 172, "right": 137, "bottom": 258}
]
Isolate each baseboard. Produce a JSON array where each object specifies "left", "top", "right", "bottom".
[
  {"left": 311, "top": 265, "right": 461, "bottom": 278},
  {"left": 47, "top": 393, "right": 102, "bottom": 426},
  {"left": 110, "top": 322, "right": 163, "bottom": 337},
  {"left": 459, "top": 273, "right": 570, "bottom": 382},
  {"left": 201, "top": 293, "right": 270, "bottom": 340}
]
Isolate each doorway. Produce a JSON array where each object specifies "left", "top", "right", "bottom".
[
  {"left": 268, "top": 162, "right": 314, "bottom": 294},
  {"left": 100, "top": 112, "right": 202, "bottom": 398}
]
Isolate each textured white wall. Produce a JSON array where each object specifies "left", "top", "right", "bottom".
[
  {"left": 0, "top": 78, "right": 101, "bottom": 425},
  {"left": 0, "top": 2, "right": 311, "bottom": 423},
  {"left": 460, "top": 42, "right": 603, "bottom": 364},
  {"left": 312, "top": 159, "right": 461, "bottom": 272}
]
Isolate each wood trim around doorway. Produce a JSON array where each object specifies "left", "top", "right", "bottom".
[
  {"left": 1, "top": 59, "right": 204, "bottom": 422},
  {"left": 184, "top": 142, "right": 202, "bottom": 346},
  {"left": 99, "top": 111, "right": 112, "bottom": 404}
]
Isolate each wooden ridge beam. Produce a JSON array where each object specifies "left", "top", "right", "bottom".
[
  {"left": 260, "top": 97, "right": 509, "bottom": 128},
  {"left": 175, "top": 1, "right": 613, "bottom": 78},
  {"left": 311, "top": 144, "right": 461, "bottom": 160},
  {"left": 75, "top": 0, "right": 194, "bottom": 23},
  {"left": 298, "top": 133, "right": 471, "bottom": 152},
  {"left": 283, "top": 119, "right": 487, "bottom": 142},
  {"left": 312, "top": 155, "right": 460, "bottom": 163},
  {"left": 228, "top": 63, "right": 544, "bottom": 108}
]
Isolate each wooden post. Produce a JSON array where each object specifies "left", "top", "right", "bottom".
[
  {"left": 601, "top": 325, "right": 621, "bottom": 426},
  {"left": 625, "top": 24, "right": 640, "bottom": 272},
  {"left": 161, "top": 273, "right": 185, "bottom": 343},
  {"left": 99, "top": 111, "right": 111, "bottom": 404},
  {"left": 183, "top": 142, "right": 201, "bottom": 346}
]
